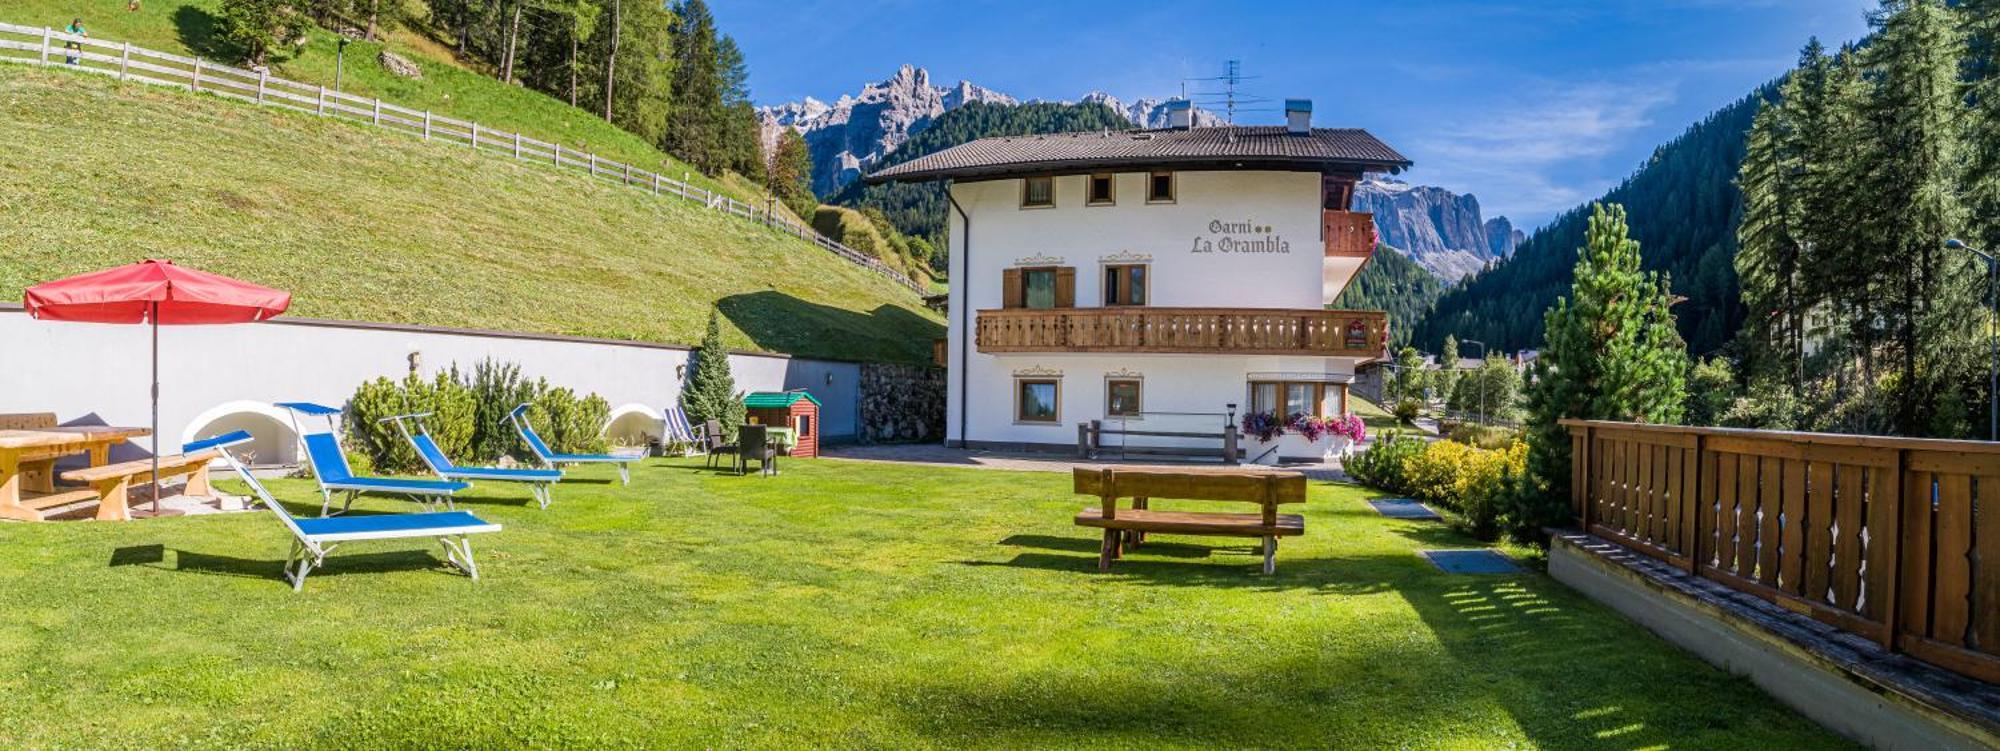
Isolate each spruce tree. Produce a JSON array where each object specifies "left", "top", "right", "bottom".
[
  {"left": 1519, "top": 204, "right": 1690, "bottom": 529},
  {"left": 665, "top": 0, "right": 724, "bottom": 172},
  {"left": 1863, "top": 0, "right": 1978, "bottom": 435},
  {"left": 682, "top": 308, "right": 746, "bottom": 440},
  {"left": 1436, "top": 335, "right": 1460, "bottom": 404}
]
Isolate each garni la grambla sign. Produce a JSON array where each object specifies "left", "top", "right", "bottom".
[{"left": 1190, "top": 218, "right": 1292, "bottom": 254}]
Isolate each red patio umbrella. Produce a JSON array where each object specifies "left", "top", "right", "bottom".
[{"left": 24, "top": 260, "right": 290, "bottom": 516}]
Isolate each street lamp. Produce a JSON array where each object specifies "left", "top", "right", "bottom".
[
  {"left": 335, "top": 36, "right": 351, "bottom": 93},
  {"left": 1463, "top": 339, "right": 1489, "bottom": 426},
  {"left": 1946, "top": 238, "right": 1998, "bottom": 441}
]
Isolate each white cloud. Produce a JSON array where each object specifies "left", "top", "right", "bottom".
[{"left": 1407, "top": 79, "right": 1676, "bottom": 223}]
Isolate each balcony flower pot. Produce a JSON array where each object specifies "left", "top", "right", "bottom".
[{"left": 1241, "top": 413, "right": 1366, "bottom": 464}]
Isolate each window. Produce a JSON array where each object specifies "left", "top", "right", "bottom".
[
  {"left": 798, "top": 414, "right": 812, "bottom": 437},
  {"left": 1023, "top": 267, "right": 1058, "bottom": 309},
  {"left": 1148, "top": 171, "right": 1175, "bottom": 203},
  {"left": 1017, "top": 379, "right": 1061, "bottom": 423},
  {"left": 1022, "top": 176, "right": 1054, "bottom": 208},
  {"left": 1106, "top": 379, "right": 1143, "bottom": 418},
  {"left": 1087, "top": 174, "right": 1115, "bottom": 206},
  {"left": 1248, "top": 381, "right": 1346, "bottom": 419},
  {"left": 1103, "top": 264, "right": 1146, "bottom": 306}
]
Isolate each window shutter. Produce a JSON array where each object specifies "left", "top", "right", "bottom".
[
  {"left": 1002, "top": 268, "right": 1023, "bottom": 309},
  {"left": 1055, "top": 267, "right": 1076, "bottom": 308}
]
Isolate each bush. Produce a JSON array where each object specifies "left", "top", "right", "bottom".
[
  {"left": 1346, "top": 432, "right": 1527, "bottom": 540},
  {"left": 345, "top": 363, "right": 611, "bottom": 474},
  {"left": 347, "top": 369, "right": 477, "bottom": 475},
  {"left": 1393, "top": 398, "right": 1423, "bottom": 425},
  {"left": 1447, "top": 422, "right": 1521, "bottom": 450}
]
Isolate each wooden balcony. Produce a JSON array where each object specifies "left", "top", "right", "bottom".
[
  {"left": 975, "top": 308, "right": 1388, "bottom": 357},
  {"left": 1324, "top": 210, "right": 1377, "bottom": 258}
]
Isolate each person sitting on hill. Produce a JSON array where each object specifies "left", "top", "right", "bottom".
[{"left": 63, "top": 18, "right": 85, "bottom": 65}]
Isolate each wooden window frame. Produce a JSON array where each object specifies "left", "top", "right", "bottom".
[
  {"left": 1105, "top": 378, "right": 1144, "bottom": 419},
  {"left": 1247, "top": 381, "right": 1350, "bottom": 419},
  {"left": 1021, "top": 175, "right": 1056, "bottom": 209},
  {"left": 1015, "top": 378, "right": 1062, "bottom": 425},
  {"left": 1146, "top": 170, "right": 1176, "bottom": 204},
  {"left": 1101, "top": 263, "right": 1148, "bottom": 307},
  {"left": 1086, "top": 173, "right": 1116, "bottom": 207}
]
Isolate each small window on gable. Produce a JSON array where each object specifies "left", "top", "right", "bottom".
[
  {"left": 1148, "top": 171, "right": 1175, "bottom": 203},
  {"left": 1087, "top": 174, "right": 1115, "bottom": 206},
  {"left": 1022, "top": 176, "right": 1054, "bottom": 208}
]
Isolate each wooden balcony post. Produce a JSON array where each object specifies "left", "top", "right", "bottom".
[
  {"left": 1879, "top": 448, "right": 1906, "bottom": 652},
  {"left": 1687, "top": 433, "right": 1705, "bottom": 576}
]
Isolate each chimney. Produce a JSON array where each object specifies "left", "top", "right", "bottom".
[
  {"left": 1285, "top": 99, "right": 1312, "bottom": 135},
  {"left": 1165, "top": 99, "right": 1192, "bottom": 129}
]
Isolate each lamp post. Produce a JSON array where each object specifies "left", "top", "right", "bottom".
[
  {"left": 1947, "top": 239, "right": 1999, "bottom": 441},
  {"left": 335, "top": 36, "right": 350, "bottom": 93},
  {"left": 1463, "top": 339, "right": 1489, "bottom": 426}
]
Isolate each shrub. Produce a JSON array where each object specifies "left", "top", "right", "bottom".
[
  {"left": 1344, "top": 431, "right": 1425, "bottom": 494},
  {"left": 1393, "top": 398, "right": 1423, "bottom": 425},
  {"left": 1346, "top": 432, "right": 1528, "bottom": 540},
  {"left": 528, "top": 384, "right": 612, "bottom": 455},
  {"left": 467, "top": 360, "right": 541, "bottom": 462},
  {"left": 346, "top": 369, "right": 477, "bottom": 474},
  {"left": 1447, "top": 423, "right": 1521, "bottom": 450}
]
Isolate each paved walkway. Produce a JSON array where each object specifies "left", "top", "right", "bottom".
[{"left": 822, "top": 443, "right": 1351, "bottom": 481}]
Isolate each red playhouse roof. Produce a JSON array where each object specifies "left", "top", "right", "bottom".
[{"left": 24, "top": 259, "right": 291, "bottom": 324}]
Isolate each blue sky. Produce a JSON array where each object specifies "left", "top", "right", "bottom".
[{"left": 715, "top": 0, "right": 1874, "bottom": 229}]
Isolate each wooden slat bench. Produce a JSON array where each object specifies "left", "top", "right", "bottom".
[
  {"left": 60, "top": 450, "right": 219, "bottom": 521},
  {"left": 1073, "top": 467, "right": 1307, "bottom": 574}
]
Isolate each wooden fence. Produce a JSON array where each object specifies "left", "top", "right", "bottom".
[
  {"left": 1564, "top": 420, "right": 2000, "bottom": 684},
  {"left": 0, "top": 21, "right": 923, "bottom": 293}
]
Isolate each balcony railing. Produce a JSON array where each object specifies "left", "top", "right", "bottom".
[
  {"left": 1324, "top": 210, "right": 1377, "bottom": 258},
  {"left": 975, "top": 308, "right": 1388, "bottom": 357}
]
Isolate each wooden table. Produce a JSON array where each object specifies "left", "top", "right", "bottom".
[
  {"left": 1073, "top": 467, "right": 1308, "bottom": 573},
  {"left": 0, "top": 426, "right": 151, "bottom": 522}
]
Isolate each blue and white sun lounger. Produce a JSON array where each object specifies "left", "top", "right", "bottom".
[
  {"left": 278, "top": 402, "right": 469, "bottom": 516},
  {"left": 189, "top": 430, "right": 499, "bottom": 592},
  {"left": 386, "top": 412, "right": 562, "bottom": 509},
  {"left": 662, "top": 405, "right": 699, "bottom": 446},
  {"left": 509, "top": 403, "right": 639, "bottom": 485}
]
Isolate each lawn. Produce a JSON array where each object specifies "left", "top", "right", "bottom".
[
  {"left": 0, "top": 67, "right": 941, "bottom": 364},
  {"left": 0, "top": 457, "right": 1848, "bottom": 749}
]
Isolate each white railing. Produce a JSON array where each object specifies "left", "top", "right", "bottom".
[{"left": 0, "top": 21, "right": 924, "bottom": 293}]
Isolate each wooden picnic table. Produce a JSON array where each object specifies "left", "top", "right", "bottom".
[
  {"left": 1073, "top": 467, "right": 1309, "bottom": 573},
  {"left": 0, "top": 425, "right": 152, "bottom": 522}
]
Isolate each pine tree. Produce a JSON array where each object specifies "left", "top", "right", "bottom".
[
  {"left": 1735, "top": 99, "right": 1799, "bottom": 387},
  {"left": 768, "top": 130, "right": 816, "bottom": 219},
  {"left": 665, "top": 0, "right": 724, "bottom": 172},
  {"left": 682, "top": 308, "right": 746, "bottom": 440},
  {"left": 1520, "top": 204, "right": 1690, "bottom": 528},
  {"left": 1436, "top": 335, "right": 1460, "bottom": 403},
  {"left": 1862, "top": 0, "right": 1978, "bottom": 435}
]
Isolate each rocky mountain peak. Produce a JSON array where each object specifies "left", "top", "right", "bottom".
[{"left": 1353, "top": 177, "right": 1519, "bottom": 281}]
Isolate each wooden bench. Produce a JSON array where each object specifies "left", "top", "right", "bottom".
[
  {"left": 60, "top": 451, "right": 219, "bottom": 521},
  {"left": 1073, "top": 467, "right": 1307, "bottom": 574}
]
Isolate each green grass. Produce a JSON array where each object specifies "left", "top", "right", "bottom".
[
  {"left": 3, "top": 0, "right": 759, "bottom": 203},
  {"left": 0, "top": 458, "right": 1847, "bottom": 749},
  {"left": 0, "top": 67, "right": 941, "bottom": 362}
]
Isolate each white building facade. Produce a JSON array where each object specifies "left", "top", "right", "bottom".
[{"left": 871, "top": 101, "right": 1409, "bottom": 461}]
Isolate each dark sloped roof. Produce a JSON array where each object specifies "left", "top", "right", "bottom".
[{"left": 865, "top": 126, "right": 1411, "bottom": 183}]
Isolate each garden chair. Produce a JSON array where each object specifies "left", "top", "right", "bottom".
[
  {"left": 387, "top": 412, "right": 563, "bottom": 509},
  {"left": 702, "top": 419, "right": 737, "bottom": 469},
  {"left": 278, "top": 402, "right": 468, "bottom": 517},
  {"left": 738, "top": 424, "right": 779, "bottom": 477},
  {"left": 508, "top": 404, "right": 638, "bottom": 485},
  {"left": 190, "top": 429, "right": 499, "bottom": 592}
]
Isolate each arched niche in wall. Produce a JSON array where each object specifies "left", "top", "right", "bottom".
[{"left": 178, "top": 400, "right": 300, "bottom": 468}]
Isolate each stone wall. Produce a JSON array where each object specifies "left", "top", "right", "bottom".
[{"left": 858, "top": 363, "right": 945, "bottom": 443}]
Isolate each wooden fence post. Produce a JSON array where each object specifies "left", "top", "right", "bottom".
[
  {"left": 553, "top": 143, "right": 562, "bottom": 166},
  {"left": 1879, "top": 448, "right": 1907, "bottom": 652},
  {"left": 470, "top": 123, "right": 480, "bottom": 149},
  {"left": 1687, "top": 433, "right": 1705, "bottom": 576},
  {"left": 372, "top": 98, "right": 381, "bottom": 125},
  {"left": 119, "top": 43, "right": 131, "bottom": 80},
  {"left": 191, "top": 59, "right": 202, "bottom": 91},
  {"left": 40, "top": 27, "right": 51, "bottom": 65},
  {"left": 256, "top": 69, "right": 266, "bottom": 102},
  {"left": 588, "top": 153, "right": 598, "bottom": 176},
  {"left": 651, "top": 173, "right": 660, "bottom": 194},
  {"left": 317, "top": 85, "right": 326, "bottom": 116},
  {"left": 513, "top": 132, "right": 521, "bottom": 159},
  {"left": 422, "top": 111, "right": 431, "bottom": 140}
]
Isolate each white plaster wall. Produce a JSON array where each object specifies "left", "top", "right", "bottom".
[
  {"left": 942, "top": 170, "right": 1344, "bottom": 446},
  {"left": 0, "top": 310, "right": 861, "bottom": 456}
]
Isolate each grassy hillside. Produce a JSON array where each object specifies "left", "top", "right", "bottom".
[
  {"left": 0, "top": 67, "right": 941, "bottom": 363},
  {"left": 3, "top": 0, "right": 776, "bottom": 207}
]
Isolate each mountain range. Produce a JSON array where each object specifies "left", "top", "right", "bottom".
[
  {"left": 760, "top": 65, "right": 1221, "bottom": 195},
  {"left": 1353, "top": 178, "right": 1522, "bottom": 280}
]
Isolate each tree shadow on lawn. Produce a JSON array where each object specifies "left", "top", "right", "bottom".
[
  {"left": 171, "top": 6, "right": 229, "bottom": 59},
  {"left": 716, "top": 291, "right": 943, "bottom": 364}
]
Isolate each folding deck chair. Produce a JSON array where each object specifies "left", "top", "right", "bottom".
[
  {"left": 188, "top": 430, "right": 499, "bottom": 592},
  {"left": 386, "top": 412, "right": 563, "bottom": 509},
  {"left": 661, "top": 405, "right": 700, "bottom": 449},
  {"left": 508, "top": 403, "right": 639, "bottom": 485},
  {"left": 278, "top": 402, "right": 468, "bottom": 516}
]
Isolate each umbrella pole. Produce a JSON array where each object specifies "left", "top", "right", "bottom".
[{"left": 150, "top": 304, "right": 160, "bottom": 514}]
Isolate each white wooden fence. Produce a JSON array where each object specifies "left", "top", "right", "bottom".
[{"left": 0, "top": 21, "right": 923, "bottom": 292}]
